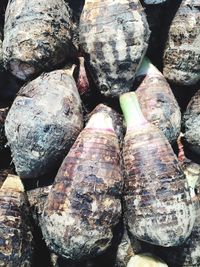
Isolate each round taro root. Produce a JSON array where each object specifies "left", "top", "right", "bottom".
[
  {"left": 120, "top": 92, "right": 195, "bottom": 247},
  {"left": 41, "top": 106, "right": 123, "bottom": 261},
  {"left": 3, "top": 0, "right": 76, "bottom": 80},
  {"left": 5, "top": 67, "right": 83, "bottom": 179},
  {"left": 79, "top": 0, "right": 150, "bottom": 98},
  {"left": 0, "top": 175, "right": 34, "bottom": 266}
]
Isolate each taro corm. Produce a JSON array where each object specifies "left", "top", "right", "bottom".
[
  {"left": 5, "top": 66, "right": 83, "bottom": 179},
  {"left": 120, "top": 92, "right": 195, "bottom": 247},
  {"left": 3, "top": 0, "right": 76, "bottom": 80},
  {"left": 79, "top": 0, "right": 150, "bottom": 97},
  {"left": 41, "top": 105, "right": 123, "bottom": 261}
]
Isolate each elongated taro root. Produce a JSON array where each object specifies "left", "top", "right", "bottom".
[
  {"left": 115, "top": 224, "right": 141, "bottom": 267},
  {"left": 79, "top": 0, "right": 150, "bottom": 97},
  {"left": 3, "top": 0, "right": 76, "bottom": 80},
  {"left": 5, "top": 67, "right": 83, "bottom": 179},
  {"left": 163, "top": 0, "right": 200, "bottom": 85},
  {"left": 120, "top": 92, "right": 195, "bottom": 247},
  {"left": 41, "top": 106, "right": 123, "bottom": 260},
  {"left": 183, "top": 89, "right": 200, "bottom": 155},
  {"left": 135, "top": 57, "right": 181, "bottom": 144},
  {"left": 0, "top": 174, "right": 34, "bottom": 266},
  {"left": 127, "top": 253, "right": 168, "bottom": 267}
]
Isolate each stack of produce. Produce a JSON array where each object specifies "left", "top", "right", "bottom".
[{"left": 0, "top": 0, "right": 199, "bottom": 266}]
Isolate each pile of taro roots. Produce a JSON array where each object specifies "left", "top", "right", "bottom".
[{"left": 0, "top": 0, "right": 200, "bottom": 267}]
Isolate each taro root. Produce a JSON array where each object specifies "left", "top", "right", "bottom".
[
  {"left": 135, "top": 57, "right": 181, "bottom": 144},
  {"left": 79, "top": 0, "right": 150, "bottom": 98},
  {"left": 41, "top": 105, "right": 123, "bottom": 260},
  {"left": 3, "top": 0, "right": 76, "bottom": 80},
  {"left": 183, "top": 88, "right": 200, "bottom": 155},
  {"left": 5, "top": 66, "right": 83, "bottom": 179},
  {"left": 120, "top": 92, "right": 195, "bottom": 247},
  {"left": 127, "top": 253, "right": 168, "bottom": 267},
  {"left": 0, "top": 174, "right": 34, "bottom": 266},
  {"left": 163, "top": 0, "right": 200, "bottom": 85},
  {"left": 115, "top": 225, "right": 141, "bottom": 267}
]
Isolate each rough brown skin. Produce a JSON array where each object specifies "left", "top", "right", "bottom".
[
  {"left": 0, "top": 175, "right": 34, "bottom": 266},
  {"left": 41, "top": 110, "right": 123, "bottom": 261},
  {"left": 27, "top": 185, "right": 52, "bottom": 225},
  {"left": 0, "top": 106, "right": 9, "bottom": 150},
  {"left": 136, "top": 70, "right": 181, "bottom": 144},
  {"left": 121, "top": 93, "right": 195, "bottom": 247},
  {"left": 114, "top": 225, "right": 141, "bottom": 267},
  {"left": 27, "top": 186, "right": 83, "bottom": 267},
  {"left": 163, "top": 0, "right": 200, "bottom": 85},
  {"left": 86, "top": 104, "right": 125, "bottom": 148},
  {"left": 3, "top": 0, "right": 76, "bottom": 80},
  {"left": 156, "top": 162, "right": 200, "bottom": 267},
  {"left": 183, "top": 89, "right": 200, "bottom": 155},
  {"left": 5, "top": 68, "right": 83, "bottom": 179},
  {"left": 79, "top": 0, "right": 150, "bottom": 97}
]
